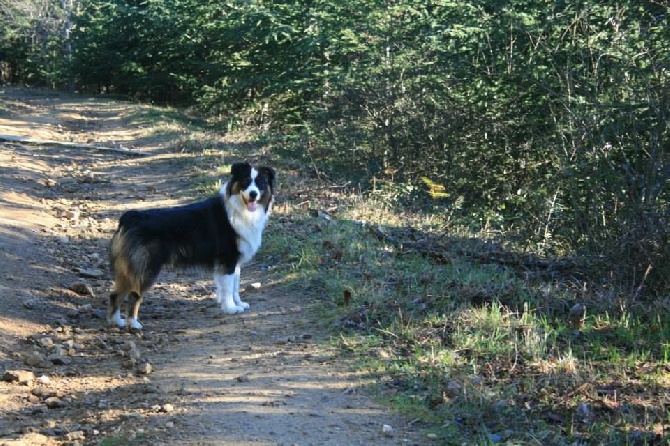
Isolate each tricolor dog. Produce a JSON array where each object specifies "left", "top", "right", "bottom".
[{"left": 107, "top": 162, "right": 275, "bottom": 329}]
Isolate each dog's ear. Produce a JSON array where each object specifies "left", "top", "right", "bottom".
[
  {"left": 259, "top": 166, "right": 275, "bottom": 188},
  {"left": 230, "top": 162, "right": 250, "bottom": 177}
]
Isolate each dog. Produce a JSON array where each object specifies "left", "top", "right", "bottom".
[{"left": 107, "top": 162, "right": 275, "bottom": 330}]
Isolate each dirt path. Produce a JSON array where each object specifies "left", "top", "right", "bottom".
[{"left": 0, "top": 88, "right": 422, "bottom": 446}]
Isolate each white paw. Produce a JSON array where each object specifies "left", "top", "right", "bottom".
[
  {"left": 237, "top": 300, "right": 250, "bottom": 310},
  {"left": 108, "top": 312, "right": 126, "bottom": 328},
  {"left": 128, "top": 318, "right": 143, "bottom": 330},
  {"left": 221, "top": 304, "right": 246, "bottom": 314}
]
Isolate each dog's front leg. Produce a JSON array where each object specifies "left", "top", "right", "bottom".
[
  {"left": 215, "top": 270, "right": 246, "bottom": 314},
  {"left": 232, "top": 265, "right": 250, "bottom": 310}
]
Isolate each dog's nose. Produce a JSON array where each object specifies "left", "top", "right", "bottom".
[{"left": 249, "top": 191, "right": 258, "bottom": 201}]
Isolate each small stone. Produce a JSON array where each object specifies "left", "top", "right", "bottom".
[
  {"left": 32, "top": 405, "right": 48, "bottom": 414},
  {"left": 47, "top": 350, "right": 72, "bottom": 365},
  {"left": 32, "top": 387, "right": 57, "bottom": 398},
  {"left": 144, "top": 385, "right": 160, "bottom": 394},
  {"left": 38, "top": 337, "right": 55, "bottom": 348},
  {"left": 122, "top": 359, "right": 137, "bottom": 369},
  {"left": 44, "top": 397, "right": 64, "bottom": 408},
  {"left": 63, "top": 209, "right": 80, "bottom": 221},
  {"left": 77, "top": 268, "right": 105, "bottom": 279},
  {"left": 235, "top": 375, "right": 250, "bottom": 383},
  {"left": 165, "top": 421, "right": 175, "bottom": 428},
  {"left": 37, "top": 360, "right": 54, "bottom": 369},
  {"left": 65, "top": 431, "right": 85, "bottom": 441},
  {"left": 136, "top": 362, "right": 153, "bottom": 374},
  {"left": 427, "top": 433, "right": 438, "bottom": 440},
  {"left": 162, "top": 404, "right": 175, "bottom": 413},
  {"left": 382, "top": 424, "right": 393, "bottom": 437},
  {"left": 68, "top": 281, "right": 94, "bottom": 296},
  {"left": 24, "top": 350, "right": 45, "bottom": 367},
  {"left": 36, "top": 375, "right": 51, "bottom": 384},
  {"left": 3, "top": 370, "right": 35, "bottom": 384}
]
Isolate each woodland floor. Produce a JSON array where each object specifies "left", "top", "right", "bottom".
[{"left": 0, "top": 87, "right": 423, "bottom": 446}]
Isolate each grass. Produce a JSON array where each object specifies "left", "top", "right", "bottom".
[
  {"left": 124, "top": 102, "right": 669, "bottom": 445},
  {"left": 252, "top": 162, "right": 669, "bottom": 445}
]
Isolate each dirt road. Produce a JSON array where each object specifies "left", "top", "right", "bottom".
[{"left": 0, "top": 88, "right": 422, "bottom": 446}]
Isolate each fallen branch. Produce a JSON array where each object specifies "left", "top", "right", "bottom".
[{"left": 0, "top": 134, "right": 151, "bottom": 157}]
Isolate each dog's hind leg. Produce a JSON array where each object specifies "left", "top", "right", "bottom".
[
  {"left": 108, "top": 290, "right": 128, "bottom": 328},
  {"left": 127, "top": 292, "right": 144, "bottom": 330},
  {"left": 232, "top": 265, "right": 249, "bottom": 310}
]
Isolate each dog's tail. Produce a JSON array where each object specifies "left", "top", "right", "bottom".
[{"left": 109, "top": 212, "right": 154, "bottom": 294}]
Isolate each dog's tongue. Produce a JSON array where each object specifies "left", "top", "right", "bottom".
[{"left": 247, "top": 201, "right": 257, "bottom": 212}]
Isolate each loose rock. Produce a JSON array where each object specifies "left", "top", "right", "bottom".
[
  {"left": 32, "top": 387, "right": 58, "bottom": 398},
  {"left": 68, "top": 281, "right": 94, "bottom": 296},
  {"left": 38, "top": 337, "right": 55, "bottom": 349},
  {"left": 36, "top": 375, "right": 51, "bottom": 385},
  {"left": 44, "top": 397, "right": 64, "bottom": 408},
  {"left": 65, "top": 430, "right": 86, "bottom": 441},
  {"left": 136, "top": 362, "right": 153, "bottom": 374},
  {"left": 3, "top": 370, "right": 35, "bottom": 384},
  {"left": 76, "top": 268, "right": 105, "bottom": 279}
]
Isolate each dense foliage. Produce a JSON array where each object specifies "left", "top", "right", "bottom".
[{"left": 1, "top": 0, "right": 667, "bottom": 291}]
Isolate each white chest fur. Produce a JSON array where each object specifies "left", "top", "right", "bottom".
[
  {"left": 231, "top": 213, "right": 266, "bottom": 265},
  {"left": 222, "top": 184, "right": 271, "bottom": 266}
]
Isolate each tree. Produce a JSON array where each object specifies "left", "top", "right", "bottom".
[{"left": 0, "top": 0, "right": 75, "bottom": 86}]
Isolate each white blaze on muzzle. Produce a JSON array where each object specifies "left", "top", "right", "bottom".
[{"left": 243, "top": 168, "right": 260, "bottom": 212}]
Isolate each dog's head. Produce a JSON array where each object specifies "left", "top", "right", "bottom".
[{"left": 225, "top": 162, "right": 275, "bottom": 213}]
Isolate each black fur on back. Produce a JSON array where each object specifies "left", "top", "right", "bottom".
[{"left": 112, "top": 196, "right": 240, "bottom": 280}]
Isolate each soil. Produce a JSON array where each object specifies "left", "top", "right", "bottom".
[{"left": 0, "top": 88, "right": 423, "bottom": 446}]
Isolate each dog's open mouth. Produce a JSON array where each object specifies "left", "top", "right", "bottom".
[{"left": 243, "top": 197, "right": 257, "bottom": 212}]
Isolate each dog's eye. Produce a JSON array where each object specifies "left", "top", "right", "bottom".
[
  {"left": 239, "top": 178, "right": 251, "bottom": 189},
  {"left": 255, "top": 176, "right": 267, "bottom": 188}
]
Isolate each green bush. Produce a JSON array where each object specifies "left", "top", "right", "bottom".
[{"left": 2, "top": 0, "right": 666, "bottom": 292}]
